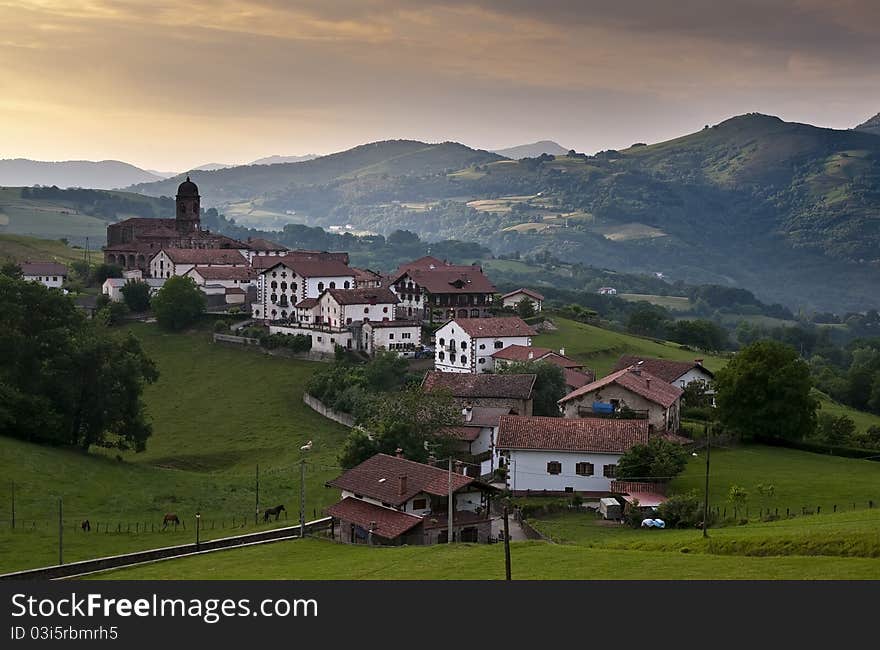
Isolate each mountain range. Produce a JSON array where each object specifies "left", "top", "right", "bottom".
[
  {"left": 856, "top": 113, "right": 880, "bottom": 136},
  {"left": 0, "top": 159, "right": 165, "bottom": 190},
  {"left": 491, "top": 140, "right": 568, "bottom": 159}
]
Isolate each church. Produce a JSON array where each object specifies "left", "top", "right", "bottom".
[{"left": 102, "top": 176, "right": 248, "bottom": 274}]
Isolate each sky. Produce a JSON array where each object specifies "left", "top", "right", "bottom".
[{"left": 1, "top": 0, "right": 879, "bottom": 171}]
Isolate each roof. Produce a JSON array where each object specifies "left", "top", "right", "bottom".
[
  {"left": 325, "top": 497, "right": 422, "bottom": 539},
  {"left": 613, "top": 355, "right": 715, "bottom": 382},
  {"left": 393, "top": 265, "right": 496, "bottom": 295},
  {"left": 176, "top": 176, "right": 199, "bottom": 197},
  {"left": 156, "top": 248, "right": 247, "bottom": 265},
  {"left": 363, "top": 319, "right": 421, "bottom": 329},
  {"left": 225, "top": 287, "right": 246, "bottom": 295},
  {"left": 352, "top": 267, "right": 382, "bottom": 281},
  {"left": 327, "top": 453, "right": 475, "bottom": 507},
  {"left": 325, "top": 287, "right": 399, "bottom": 305},
  {"left": 20, "top": 261, "right": 67, "bottom": 276},
  {"left": 496, "top": 415, "right": 650, "bottom": 453},
  {"left": 502, "top": 288, "right": 545, "bottom": 301},
  {"left": 465, "top": 406, "right": 511, "bottom": 428},
  {"left": 261, "top": 258, "right": 354, "bottom": 278},
  {"left": 446, "top": 317, "right": 536, "bottom": 338},
  {"left": 422, "top": 371, "right": 536, "bottom": 400},
  {"left": 563, "top": 368, "right": 594, "bottom": 390},
  {"left": 491, "top": 345, "right": 553, "bottom": 362},
  {"left": 108, "top": 217, "right": 178, "bottom": 229},
  {"left": 295, "top": 297, "right": 319, "bottom": 309},
  {"left": 246, "top": 237, "right": 288, "bottom": 251},
  {"left": 251, "top": 250, "right": 350, "bottom": 269},
  {"left": 187, "top": 265, "right": 256, "bottom": 281},
  {"left": 558, "top": 367, "right": 684, "bottom": 408},
  {"left": 440, "top": 425, "right": 482, "bottom": 442}
]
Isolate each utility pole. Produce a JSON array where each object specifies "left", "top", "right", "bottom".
[
  {"left": 702, "top": 424, "right": 711, "bottom": 539},
  {"left": 58, "top": 498, "right": 63, "bottom": 566},
  {"left": 195, "top": 511, "right": 201, "bottom": 551},
  {"left": 299, "top": 459, "right": 306, "bottom": 538},
  {"left": 502, "top": 503, "right": 512, "bottom": 580},
  {"left": 255, "top": 464, "right": 259, "bottom": 527},
  {"left": 10, "top": 481, "right": 14, "bottom": 530},
  {"left": 447, "top": 457, "right": 454, "bottom": 544}
]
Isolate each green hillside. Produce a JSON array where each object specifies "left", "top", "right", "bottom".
[
  {"left": 855, "top": 112, "right": 880, "bottom": 136},
  {"left": 0, "top": 234, "right": 88, "bottom": 265}
]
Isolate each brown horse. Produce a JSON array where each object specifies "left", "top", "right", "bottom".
[
  {"left": 81, "top": 519, "right": 91, "bottom": 532},
  {"left": 162, "top": 513, "right": 181, "bottom": 529},
  {"left": 263, "top": 505, "right": 286, "bottom": 522}
]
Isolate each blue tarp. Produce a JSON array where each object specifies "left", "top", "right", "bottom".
[{"left": 592, "top": 401, "right": 615, "bottom": 414}]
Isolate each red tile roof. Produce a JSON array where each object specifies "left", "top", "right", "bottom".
[
  {"left": 363, "top": 319, "right": 421, "bottom": 329},
  {"left": 246, "top": 237, "right": 288, "bottom": 251},
  {"left": 20, "top": 261, "right": 67, "bottom": 276},
  {"left": 326, "top": 453, "right": 474, "bottom": 507},
  {"left": 325, "top": 287, "right": 399, "bottom": 305},
  {"left": 501, "top": 288, "right": 545, "bottom": 301},
  {"left": 491, "top": 345, "right": 554, "bottom": 362},
  {"left": 156, "top": 248, "right": 247, "bottom": 265},
  {"left": 392, "top": 262, "right": 496, "bottom": 295},
  {"left": 563, "top": 368, "right": 594, "bottom": 390},
  {"left": 613, "top": 355, "right": 715, "bottom": 381},
  {"left": 496, "top": 415, "right": 650, "bottom": 453},
  {"left": 251, "top": 250, "right": 350, "bottom": 269},
  {"left": 295, "top": 298, "right": 319, "bottom": 309},
  {"left": 558, "top": 367, "right": 683, "bottom": 408},
  {"left": 261, "top": 258, "right": 354, "bottom": 278},
  {"left": 325, "top": 497, "right": 422, "bottom": 539},
  {"left": 187, "top": 265, "right": 256, "bottom": 281},
  {"left": 422, "top": 371, "right": 536, "bottom": 400},
  {"left": 449, "top": 317, "right": 536, "bottom": 338},
  {"left": 440, "top": 425, "right": 482, "bottom": 442}
]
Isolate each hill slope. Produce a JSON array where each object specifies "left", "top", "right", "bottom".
[
  {"left": 0, "top": 159, "right": 164, "bottom": 189},
  {"left": 492, "top": 140, "right": 569, "bottom": 159},
  {"left": 855, "top": 113, "right": 880, "bottom": 136}
]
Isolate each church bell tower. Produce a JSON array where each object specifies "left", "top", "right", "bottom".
[{"left": 175, "top": 176, "right": 200, "bottom": 233}]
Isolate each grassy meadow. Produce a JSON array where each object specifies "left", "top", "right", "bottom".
[{"left": 0, "top": 233, "right": 89, "bottom": 265}]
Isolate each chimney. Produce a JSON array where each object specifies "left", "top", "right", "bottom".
[
  {"left": 694, "top": 358, "right": 704, "bottom": 366},
  {"left": 559, "top": 347, "right": 565, "bottom": 356},
  {"left": 395, "top": 447, "right": 404, "bottom": 458},
  {"left": 398, "top": 475, "right": 408, "bottom": 496},
  {"left": 527, "top": 351, "right": 534, "bottom": 360},
  {"left": 462, "top": 405, "right": 473, "bottom": 422},
  {"left": 645, "top": 378, "right": 651, "bottom": 389}
]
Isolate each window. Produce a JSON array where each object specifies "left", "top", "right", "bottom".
[
  {"left": 460, "top": 341, "right": 467, "bottom": 349},
  {"left": 383, "top": 307, "right": 388, "bottom": 313},
  {"left": 479, "top": 343, "right": 485, "bottom": 350},
  {"left": 546, "top": 461, "right": 562, "bottom": 475},
  {"left": 271, "top": 281, "right": 277, "bottom": 289},
  {"left": 411, "top": 498, "right": 427, "bottom": 511},
  {"left": 603, "top": 464, "right": 617, "bottom": 478},
  {"left": 460, "top": 355, "right": 467, "bottom": 364},
  {"left": 439, "top": 351, "right": 445, "bottom": 361},
  {"left": 329, "top": 282, "right": 336, "bottom": 289},
  {"left": 478, "top": 358, "right": 485, "bottom": 364},
  {"left": 364, "top": 307, "right": 369, "bottom": 314},
  {"left": 389, "top": 333, "right": 395, "bottom": 339},
  {"left": 402, "top": 332, "right": 411, "bottom": 339},
  {"left": 280, "top": 282, "right": 287, "bottom": 291},
  {"left": 576, "top": 462, "right": 594, "bottom": 476},
  {"left": 346, "top": 318, "right": 352, "bottom": 325},
  {"left": 317, "top": 282, "right": 324, "bottom": 292},
  {"left": 439, "top": 338, "right": 445, "bottom": 346},
  {"left": 494, "top": 341, "right": 504, "bottom": 349}
]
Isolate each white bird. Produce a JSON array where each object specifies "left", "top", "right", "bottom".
[
  {"left": 300, "top": 440, "right": 313, "bottom": 451},
  {"left": 692, "top": 452, "right": 699, "bottom": 457}
]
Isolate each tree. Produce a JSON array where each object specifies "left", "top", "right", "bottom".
[
  {"left": 0, "top": 262, "right": 22, "bottom": 279},
  {"left": 345, "top": 385, "right": 460, "bottom": 467},
  {"left": 681, "top": 381, "right": 713, "bottom": 409},
  {"left": 97, "top": 300, "right": 129, "bottom": 326},
  {"left": 815, "top": 413, "right": 856, "bottom": 445},
  {"left": 497, "top": 360, "right": 565, "bottom": 416},
  {"left": 515, "top": 297, "right": 536, "bottom": 319},
  {"left": 616, "top": 437, "right": 689, "bottom": 481},
  {"left": 361, "top": 350, "right": 410, "bottom": 392},
  {"left": 121, "top": 280, "right": 152, "bottom": 312},
  {"left": 0, "top": 274, "right": 158, "bottom": 450},
  {"left": 91, "top": 263, "right": 123, "bottom": 286},
  {"left": 714, "top": 340, "right": 817, "bottom": 441},
  {"left": 151, "top": 276, "right": 206, "bottom": 331}
]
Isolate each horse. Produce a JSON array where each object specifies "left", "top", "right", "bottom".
[
  {"left": 263, "top": 505, "right": 286, "bottom": 522},
  {"left": 81, "top": 519, "right": 91, "bottom": 532},
  {"left": 162, "top": 513, "right": 181, "bottom": 529}
]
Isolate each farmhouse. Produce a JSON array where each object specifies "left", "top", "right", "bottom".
[
  {"left": 361, "top": 320, "right": 421, "bottom": 356},
  {"left": 491, "top": 344, "right": 595, "bottom": 391},
  {"left": 558, "top": 366, "right": 683, "bottom": 433},
  {"left": 597, "top": 287, "right": 617, "bottom": 295},
  {"left": 251, "top": 258, "right": 356, "bottom": 322},
  {"left": 501, "top": 288, "right": 544, "bottom": 312},
  {"left": 102, "top": 277, "right": 165, "bottom": 302},
  {"left": 390, "top": 256, "right": 497, "bottom": 322},
  {"left": 352, "top": 267, "right": 384, "bottom": 288},
  {"left": 422, "top": 371, "right": 536, "bottom": 416},
  {"left": 496, "top": 415, "right": 650, "bottom": 496},
  {"left": 612, "top": 356, "right": 715, "bottom": 393},
  {"left": 440, "top": 405, "right": 512, "bottom": 477},
  {"left": 184, "top": 265, "right": 257, "bottom": 290},
  {"left": 237, "top": 237, "right": 289, "bottom": 263},
  {"left": 19, "top": 261, "right": 67, "bottom": 289},
  {"left": 149, "top": 247, "right": 248, "bottom": 279},
  {"left": 314, "top": 287, "right": 399, "bottom": 328},
  {"left": 434, "top": 317, "right": 536, "bottom": 373},
  {"left": 325, "top": 453, "right": 493, "bottom": 545}
]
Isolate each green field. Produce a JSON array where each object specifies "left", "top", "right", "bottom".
[
  {"left": 533, "top": 315, "right": 728, "bottom": 376},
  {"left": 88, "top": 535, "right": 880, "bottom": 580},
  {"left": 0, "top": 188, "right": 108, "bottom": 241},
  {"left": 0, "top": 233, "right": 88, "bottom": 265},
  {"left": 0, "top": 323, "right": 349, "bottom": 573},
  {"left": 618, "top": 293, "right": 693, "bottom": 311}
]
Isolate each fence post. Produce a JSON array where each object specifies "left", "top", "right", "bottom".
[
  {"left": 833, "top": 504, "right": 837, "bottom": 512},
  {"left": 817, "top": 506, "right": 820, "bottom": 515}
]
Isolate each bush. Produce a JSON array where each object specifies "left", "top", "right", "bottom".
[
  {"left": 682, "top": 406, "right": 715, "bottom": 422},
  {"left": 657, "top": 490, "right": 708, "bottom": 528},
  {"left": 213, "top": 320, "right": 229, "bottom": 333}
]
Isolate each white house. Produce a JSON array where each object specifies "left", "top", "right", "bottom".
[
  {"left": 314, "top": 287, "right": 399, "bottom": 328},
  {"left": 501, "top": 288, "right": 544, "bottom": 312},
  {"left": 252, "top": 259, "right": 355, "bottom": 322},
  {"left": 612, "top": 356, "right": 715, "bottom": 395},
  {"left": 269, "top": 323, "right": 354, "bottom": 354},
  {"left": 149, "top": 248, "right": 247, "bottom": 279},
  {"left": 184, "top": 265, "right": 257, "bottom": 290},
  {"left": 496, "top": 415, "right": 650, "bottom": 495},
  {"left": 237, "top": 237, "right": 288, "bottom": 263},
  {"left": 434, "top": 317, "right": 536, "bottom": 374},
  {"left": 102, "top": 277, "right": 165, "bottom": 302},
  {"left": 19, "top": 261, "right": 67, "bottom": 289},
  {"left": 597, "top": 287, "right": 617, "bottom": 295},
  {"left": 441, "top": 406, "right": 512, "bottom": 476},
  {"left": 362, "top": 320, "right": 421, "bottom": 356}
]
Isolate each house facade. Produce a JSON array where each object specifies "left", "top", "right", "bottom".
[
  {"left": 390, "top": 256, "right": 496, "bottom": 322},
  {"left": 325, "top": 453, "right": 493, "bottom": 545},
  {"left": 613, "top": 356, "right": 715, "bottom": 394},
  {"left": 361, "top": 320, "right": 422, "bottom": 356},
  {"left": 501, "top": 288, "right": 544, "bottom": 312},
  {"left": 496, "top": 415, "right": 650, "bottom": 496},
  {"left": 251, "top": 258, "right": 355, "bottom": 322},
  {"left": 434, "top": 317, "right": 536, "bottom": 373},
  {"left": 149, "top": 248, "right": 248, "bottom": 279},
  {"left": 19, "top": 261, "right": 67, "bottom": 289},
  {"left": 422, "top": 371, "right": 536, "bottom": 416},
  {"left": 558, "top": 366, "right": 683, "bottom": 433},
  {"left": 440, "top": 406, "right": 512, "bottom": 477},
  {"left": 184, "top": 265, "right": 257, "bottom": 290}
]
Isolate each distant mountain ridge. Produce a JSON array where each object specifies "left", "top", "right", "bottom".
[
  {"left": 250, "top": 154, "right": 319, "bottom": 165},
  {"left": 0, "top": 159, "right": 164, "bottom": 190},
  {"left": 492, "top": 140, "right": 569, "bottom": 159},
  {"left": 855, "top": 112, "right": 880, "bottom": 136}
]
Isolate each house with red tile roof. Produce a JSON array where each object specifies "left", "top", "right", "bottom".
[
  {"left": 434, "top": 317, "right": 536, "bottom": 374},
  {"left": 251, "top": 258, "right": 355, "bottom": 322},
  {"left": 325, "top": 453, "right": 494, "bottom": 545},
  {"left": 390, "top": 257, "right": 497, "bottom": 322},
  {"left": 491, "top": 344, "right": 596, "bottom": 391},
  {"left": 437, "top": 405, "right": 512, "bottom": 476},
  {"left": 558, "top": 366, "right": 683, "bottom": 433},
  {"left": 422, "top": 371, "right": 536, "bottom": 416},
  {"left": 501, "top": 288, "right": 545, "bottom": 312},
  {"left": 19, "top": 261, "right": 68, "bottom": 289},
  {"left": 149, "top": 247, "right": 249, "bottom": 279},
  {"left": 496, "top": 415, "right": 651, "bottom": 496},
  {"left": 612, "top": 355, "right": 715, "bottom": 394}
]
